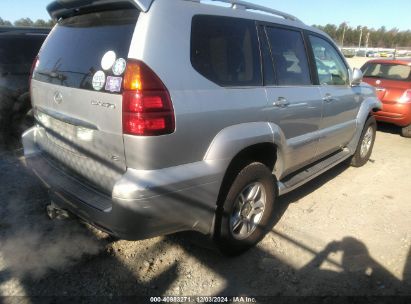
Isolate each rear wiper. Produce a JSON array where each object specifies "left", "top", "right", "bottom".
[{"left": 37, "top": 70, "right": 67, "bottom": 81}]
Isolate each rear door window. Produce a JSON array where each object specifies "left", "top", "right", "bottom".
[
  {"left": 258, "top": 26, "right": 275, "bottom": 86},
  {"left": 362, "top": 63, "right": 411, "bottom": 81},
  {"left": 33, "top": 9, "right": 138, "bottom": 93},
  {"left": 265, "top": 26, "right": 311, "bottom": 86},
  {"left": 191, "top": 15, "right": 262, "bottom": 87}
]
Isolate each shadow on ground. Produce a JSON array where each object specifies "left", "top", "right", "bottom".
[
  {"left": 377, "top": 122, "right": 403, "bottom": 136},
  {"left": 0, "top": 147, "right": 410, "bottom": 301}
]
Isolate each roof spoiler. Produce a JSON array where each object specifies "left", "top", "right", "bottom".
[{"left": 47, "top": 0, "right": 154, "bottom": 20}]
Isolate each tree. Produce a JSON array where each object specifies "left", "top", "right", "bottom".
[
  {"left": 46, "top": 19, "right": 57, "bottom": 28},
  {"left": 33, "top": 19, "right": 48, "bottom": 28},
  {"left": 0, "top": 17, "right": 12, "bottom": 26},
  {"left": 323, "top": 24, "right": 337, "bottom": 39},
  {"left": 313, "top": 23, "right": 411, "bottom": 48},
  {"left": 0, "top": 16, "right": 55, "bottom": 28},
  {"left": 14, "top": 18, "right": 34, "bottom": 27}
]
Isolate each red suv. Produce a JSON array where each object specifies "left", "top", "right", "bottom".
[{"left": 361, "top": 59, "right": 411, "bottom": 137}]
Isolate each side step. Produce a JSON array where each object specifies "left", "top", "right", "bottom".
[{"left": 278, "top": 149, "right": 352, "bottom": 196}]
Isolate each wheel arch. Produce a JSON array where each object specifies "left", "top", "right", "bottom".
[
  {"left": 347, "top": 96, "right": 381, "bottom": 152},
  {"left": 213, "top": 142, "right": 279, "bottom": 212}
]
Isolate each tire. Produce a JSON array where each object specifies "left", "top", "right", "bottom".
[
  {"left": 11, "top": 93, "right": 33, "bottom": 139},
  {"left": 401, "top": 124, "right": 411, "bottom": 138},
  {"left": 0, "top": 95, "right": 13, "bottom": 146},
  {"left": 12, "top": 109, "right": 34, "bottom": 137},
  {"left": 214, "top": 162, "right": 276, "bottom": 256},
  {"left": 350, "top": 116, "right": 377, "bottom": 167}
]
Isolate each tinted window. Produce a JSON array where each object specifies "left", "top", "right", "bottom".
[
  {"left": 309, "top": 35, "right": 349, "bottom": 86},
  {"left": 191, "top": 15, "right": 261, "bottom": 87},
  {"left": 362, "top": 63, "right": 411, "bottom": 81},
  {"left": 0, "top": 35, "right": 45, "bottom": 65},
  {"left": 33, "top": 9, "right": 138, "bottom": 93},
  {"left": 265, "top": 27, "right": 311, "bottom": 86},
  {"left": 258, "top": 26, "right": 275, "bottom": 86}
]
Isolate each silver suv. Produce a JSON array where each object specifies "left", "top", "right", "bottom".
[{"left": 23, "top": 0, "right": 381, "bottom": 255}]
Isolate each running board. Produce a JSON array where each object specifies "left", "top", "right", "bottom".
[{"left": 278, "top": 149, "right": 352, "bottom": 196}]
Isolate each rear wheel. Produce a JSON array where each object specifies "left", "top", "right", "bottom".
[
  {"left": 401, "top": 124, "right": 411, "bottom": 138},
  {"left": 13, "top": 93, "right": 33, "bottom": 135},
  {"left": 214, "top": 162, "right": 276, "bottom": 256},
  {"left": 351, "top": 116, "right": 377, "bottom": 167}
]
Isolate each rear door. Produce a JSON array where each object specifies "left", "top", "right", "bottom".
[
  {"left": 31, "top": 9, "right": 139, "bottom": 193},
  {"left": 262, "top": 25, "right": 323, "bottom": 175}
]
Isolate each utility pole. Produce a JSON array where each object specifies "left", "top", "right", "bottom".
[
  {"left": 365, "top": 32, "right": 370, "bottom": 51},
  {"left": 394, "top": 44, "right": 397, "bottom": 60},
  {"left": 341, "top": 22, "right": 348, "bottom": 48},
  {"left": 358, "top": 27, "right": 363, "bottom": 50}
]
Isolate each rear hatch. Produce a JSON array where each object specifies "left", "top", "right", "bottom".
[
  {"left": 362, "top": 62, "right": 411, "bottom": 102},
  {"left": 31, "top": 9, "right": 139, "bottom": 193}
]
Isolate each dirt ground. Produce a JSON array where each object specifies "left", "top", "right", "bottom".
[
  {"left": 346, "top": 57, "right": 371, "bottom": 69},
  {"left": 0, "top": 123, "right": 410, "bottom": 301}
]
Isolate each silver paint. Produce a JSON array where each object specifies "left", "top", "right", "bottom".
[{"left": 24, "top": 0, "right": 382, "bottom": 239}]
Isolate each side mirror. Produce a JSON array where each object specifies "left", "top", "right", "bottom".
[{"left": 351, "top": 68, "right": 363, "bottom": 86}]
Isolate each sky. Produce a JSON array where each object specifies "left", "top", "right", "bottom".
[{"left": 0, "top": 0, "right": 410, "bottom": 31}]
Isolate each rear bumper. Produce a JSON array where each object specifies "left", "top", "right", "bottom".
[
  {"left": 23, "top": 127, "right": 224, "bottom": 240},
  {"left": 374, "top": 102, "right": 411, "bottom": 127}
]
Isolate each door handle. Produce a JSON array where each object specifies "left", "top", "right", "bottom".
[
  {"left": 323, "top": 94, "right": 336, "bottom": 103},
  {"left": 273, "top": 97, "right": 290, "bottom": 108}
]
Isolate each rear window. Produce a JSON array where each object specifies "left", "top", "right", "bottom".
[
  {"left": 33, "top": 9, "right": 139, "bottom": 93},
  {"left": 191, "top": 15, "right": 262, "bottom": 87},
  {"left": 362, "top": 63, "right": 411, "bottom": 81}
]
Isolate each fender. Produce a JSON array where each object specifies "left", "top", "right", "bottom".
[
  {"left": 347, "top": 91, "right": 382, "bottom": 153},
  {"left": 203, "top": 122, "right": 288, "bottom": 179}
]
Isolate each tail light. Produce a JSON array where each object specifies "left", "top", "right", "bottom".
[
  {"left": 122, "top": 60, "right": 175, "bottom": 136},
  {"left": 399, "top": 89, "right": 411, "bottom": 103}
]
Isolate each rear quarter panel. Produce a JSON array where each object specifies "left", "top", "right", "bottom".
[{"left": 125, "top": 0, "right": 274, "bottom": 170}]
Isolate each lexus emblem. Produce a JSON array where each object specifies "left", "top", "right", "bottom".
[{"left": 54, "top": 92, "right": 63, "bottom": 105}]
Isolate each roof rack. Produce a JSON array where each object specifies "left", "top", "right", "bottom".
[{"left": 189, "top": 0, "right": 301, "bottom": 22}]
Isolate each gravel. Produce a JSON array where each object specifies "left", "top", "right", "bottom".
[{"left": 0, "top": 125, "right": 410, "bottom": 299}]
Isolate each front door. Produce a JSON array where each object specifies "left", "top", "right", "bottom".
[{"left": 308, "top": 35, "right": 361, "bottom": 158}]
